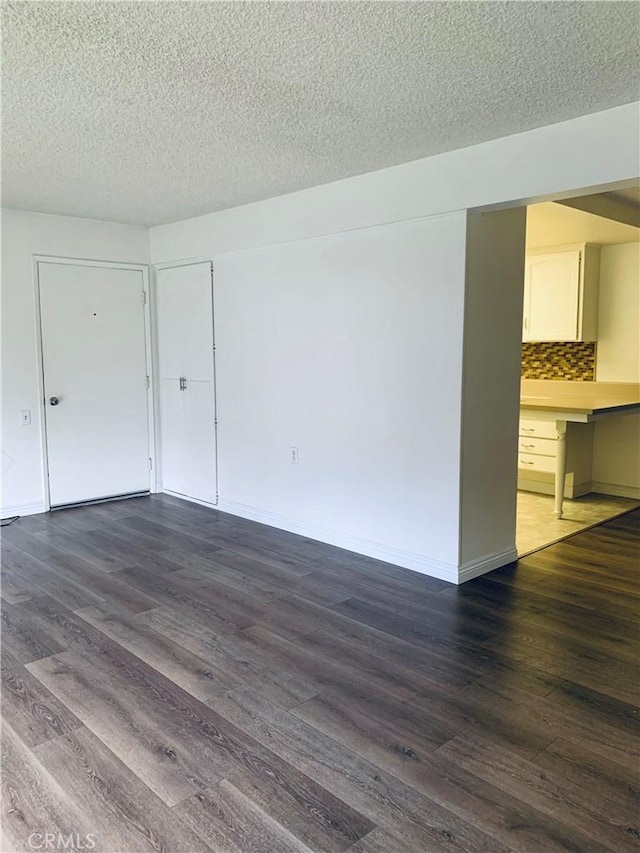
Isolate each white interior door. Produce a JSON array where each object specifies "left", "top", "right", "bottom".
[
  {"left": 39, "top": 261, "right": 151, "bottom": 507},
  {"left": 156, "top": 262, "right": 217, "bottom": 504}
]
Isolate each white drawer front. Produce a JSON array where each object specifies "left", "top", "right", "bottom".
[
  {"left": 517, "top": 436, "right": 556, "bottom": 457},
  {"left": 518, "top": 453, "right": 556, "bottom": 474},
  {"left": 519, "top": 418, "right": 557, "bottom": 439}
]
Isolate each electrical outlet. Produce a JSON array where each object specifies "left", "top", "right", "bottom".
[
  {"left": 20, "top": 409, "right": 31, "bottom": 426},
  {"left": 290, "top": 446, "right": 299, "bottom": 464}
]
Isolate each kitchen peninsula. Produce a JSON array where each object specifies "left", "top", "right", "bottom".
[{"left": 519, "top": 379, "right": 640, "bottom": 518}]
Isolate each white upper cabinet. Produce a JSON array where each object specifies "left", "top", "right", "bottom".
[{"left": 522, "top": 244, "right": 600, "bottom": 342}]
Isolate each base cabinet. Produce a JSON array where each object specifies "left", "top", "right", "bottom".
[{"left": 517, "top": 416, "right": 594, "bottom": 498}]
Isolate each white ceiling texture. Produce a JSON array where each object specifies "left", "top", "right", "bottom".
[{"left": 2, "top": 1, "right": 639, "bottom": 227}]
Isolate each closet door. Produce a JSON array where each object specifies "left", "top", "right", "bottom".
[{"left": 156, "top": 262, "right": 217, "bottom": 504}]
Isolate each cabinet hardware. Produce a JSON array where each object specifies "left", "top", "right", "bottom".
[
  {"left": 521, "top": 427, "right": 536, "bottom": 432},
  {"left": 521, "top": 443, "right": 535, "bottom": 448}
]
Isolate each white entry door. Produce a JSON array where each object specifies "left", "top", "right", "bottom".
[
  {"left": 39, "top": 261, "right": 151, "bottom": 507},
  {"left": 156, "top": 262, "right": 217, "bottom": 505}
]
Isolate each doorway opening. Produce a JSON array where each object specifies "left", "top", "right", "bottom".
[{"left": 513, "top": 188, "right": 640, "bottom": 556}]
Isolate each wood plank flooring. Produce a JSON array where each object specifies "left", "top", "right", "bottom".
[{"left": 1, "top": 495, "right": 638, "bottom": 852}]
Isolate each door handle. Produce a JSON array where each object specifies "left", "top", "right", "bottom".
[{"left": 49, "top": 396, "right": 60, "bottom": 406}]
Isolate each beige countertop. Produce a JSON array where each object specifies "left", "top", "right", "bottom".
[{"left": 520, "top": 379, "right": 640, "bottom": 416}]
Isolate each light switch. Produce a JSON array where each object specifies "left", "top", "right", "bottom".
[{"left": 20, "top": 409, "right": 31, "bottom": 426}]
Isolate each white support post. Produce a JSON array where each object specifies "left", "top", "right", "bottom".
[{"left": 554, "top": 420, "right": 568, "bottom": 518}]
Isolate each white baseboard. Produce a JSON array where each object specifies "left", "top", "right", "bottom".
[
  {"left": 1, "top": 501, "right": 46, "bottom": 520},
  {"left": 216, "top": 499, "right": 459, "bottom": 584},
  {"left": 162, "top": 489, "right": 218, "bottom": 509},
  {"left": 590, "top": 482, "right": 640, "bottom": 500},
  {"left": 458, "top": 547, "right": 519, "bottom": 584},
  {"left": 517, "top": 476, "right": 591, "bottom": 499},
  {"left": 518, "top": 475, "right": 639, "bottom": 501}
]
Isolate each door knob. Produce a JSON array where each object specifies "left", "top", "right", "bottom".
[{"left": 49, "top": 396, "right": 60, "bottom": 406}]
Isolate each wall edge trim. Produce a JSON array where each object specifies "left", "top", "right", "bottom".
[
  {"left": 590, "top": 482, "right": 640, "bottom": 500},
  {"left": 162, "top": 488, "right": 218, "bottom": 509},
  {"left": 458, "top": 547, "right": 518, "bottom": 584},
  {"left": 0, "top": 502, "right": 47, "bottom": 519},
  {"left": 216, "top": 499, "right": 459, "bottom": 584}
]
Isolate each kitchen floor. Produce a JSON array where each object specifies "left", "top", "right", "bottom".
[{"left": 516, "top": 490, "right": 640, "bottom": 555}]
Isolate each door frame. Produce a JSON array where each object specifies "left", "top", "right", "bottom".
[
  {"left": 33, "top": 254, "right": 157, "bottom": 511},
  {"left": 152, "top": 258, "right": 219, "bottom": 508}
]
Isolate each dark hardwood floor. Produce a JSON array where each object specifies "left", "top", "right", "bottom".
[{"left": 1, "top": 494, "right": 638, "bottom": 852}]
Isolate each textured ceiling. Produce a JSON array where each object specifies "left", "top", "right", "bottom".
[{"left": 2, "top": 1, "right": 639, "bottom": 227}]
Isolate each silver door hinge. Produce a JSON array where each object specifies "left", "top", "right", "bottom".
[
  {"left": 148, "top": 457, "right": 153, "bottom": 470},
  {"left": 142, "top": 290, "right": 147, "bottom": 305},
  {"left": 145, "top": 375, "right": 150, "bottom": 389}
]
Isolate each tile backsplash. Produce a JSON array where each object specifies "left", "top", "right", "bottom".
[{"left": 521, "top": 342, "right": 596, "bottom": 381}]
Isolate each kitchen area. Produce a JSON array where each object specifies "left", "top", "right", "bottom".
[{"left": 516, "top": 192, "right": 640, "bottom": 555}]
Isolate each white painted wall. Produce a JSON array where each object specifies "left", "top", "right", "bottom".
[
  {"left": 459, "top": 208, "right": 527, "bottom": 577},
  {"left": 214, "top": 215, "right": 468, "bottom": 577},
  {"left": 150, "top": 102, "right": 639, "bottom": 582},
  {"left": 3, "top": 103, "right": 637, "bottom": 582},
  {"left": 0, "top": 210, "right": 149, "bottom": 516},
  {"left": 592, "top": 242, "right": 640, "bottom": 497},
  {"left": 596, "top": 243, "right": 640, "bottom": 383},
  {"left": 592, "top": 416, "right": 640, "bottom": 499},
  {"left": 152, "top": 103, "right": 639, "bottom": 264}
]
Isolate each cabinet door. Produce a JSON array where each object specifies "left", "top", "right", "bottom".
[
  {"left": 523, "top": 251, "right": 580, "bottom": 341},
  {"left": 157, "top": 263, "right": 215, "bottom": 380},
  {"left": 158, "top": 378, "right": 188, "bottom": 498},
  {"left": 156, "top": 262, "right": 217, "bottom": 504},
  {"left": 182, "top": 379, "right": 217, "bottom": 505}
]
